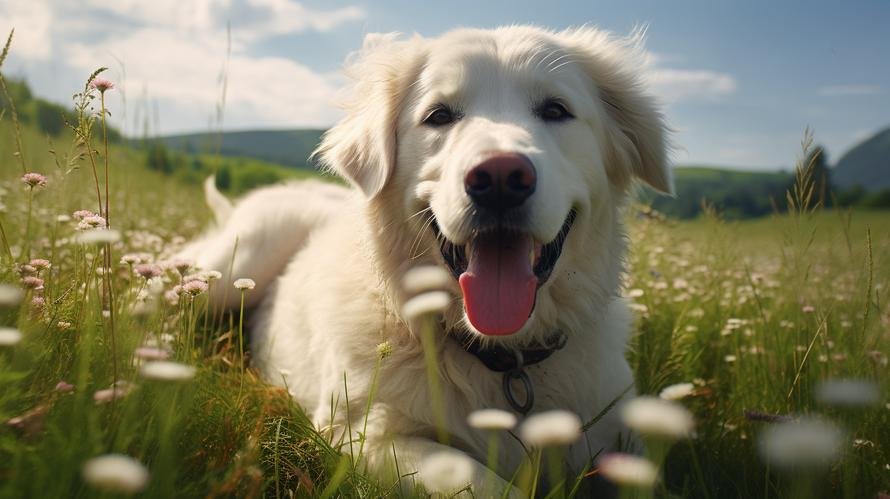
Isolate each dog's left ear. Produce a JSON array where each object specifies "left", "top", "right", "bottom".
[
  {"left": 315, "top": 33, "right": 425, "bottom": 199},
  {"left": 562, "top": 27, "right": 674, "bottom": 195}
]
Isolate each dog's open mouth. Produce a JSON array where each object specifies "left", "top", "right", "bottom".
[{"left": 431, "top": 210, "right": 576, "bottom": 336}]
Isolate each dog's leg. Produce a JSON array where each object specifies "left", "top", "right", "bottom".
[
  {"left": 176, "top": 180, "right": 350, "bottom": 309},
  {"left": 365, "top": 436, "right": 520, "bottom": 498}
]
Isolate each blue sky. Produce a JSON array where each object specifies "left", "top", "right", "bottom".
[{"left": 1, "top": 0, "right": 888, "bottom": 169}]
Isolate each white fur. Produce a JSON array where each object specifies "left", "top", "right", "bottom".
[{"left": 180, "top": 25, "right": 670, "bottom": 495}]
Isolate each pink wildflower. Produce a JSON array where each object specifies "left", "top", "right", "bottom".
[
  {"left": 89, "top": 77, "right": 115, "bottom": 92},
  {"left": 77, "top": 215, "right": 107, "bottom": 231},
  {"left": 21, "top": 172, "right": 47, "bottom": 188},
  {"left": 168, "top": 259, "right": 192, "bottom": 276},
  {"left": 182, "top": 280, "right": 208, "bottom": 296},
  {"left": 73, "top": 210, "right": 96, "bottom": 221},
  {"left": 31, "top": 296, "right": 46, "bottom": 308},
  {"left": 164, "top": 288, "right": 180, "bottom": 305},
  {"left": 18, "top": 264, "right": 37, "bottom": 277},
  {"left": 55, "top": 381, "right": 75, "bottom": 393},
  {"left": 21, "top": 276, "right": 44, "bottom": 290},
  {"left": 29, "top": 258, "right": 51, "bottom": 272},
  {"left": 93, "top": 381, "right": 133, "bottom": 404},
  {"left": 134, "top": 264, "right": 162, "bottom": 280},
  {"left": 134, "top": 347, "right": 170, "bottom": 361},
  {"left": 120, "top": 254, "right": 141, "bottom": 265}
]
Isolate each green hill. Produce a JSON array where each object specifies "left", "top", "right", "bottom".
[
  {"left": 156, "top": 129, "right": 326, "bottom": 169},
  {"left": 832, "top": 127, "right": 890, "bottom": 191},
  {"left": 641, "top": 167, "right": 792, "bottom": 219}
]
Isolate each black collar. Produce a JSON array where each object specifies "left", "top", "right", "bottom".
[{"left": 453, "top": 329, "right": 567, "bottom": 372}]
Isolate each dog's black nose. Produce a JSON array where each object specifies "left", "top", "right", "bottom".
[{"left": 465, "top": 153, "right": 537, "bottom": 213}]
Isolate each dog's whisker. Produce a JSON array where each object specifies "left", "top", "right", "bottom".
[
  {"left": 548, "top": 59, "right": 577, "bottom": 74},
  {"left": 407, "top": 212, "right": 436, "bottom": 259},
  {"left": 406, "top": 206, "right": 432, "bottom": 222},
  {"left": 544, "top": 52, "right": 574, "bottom": 71}
]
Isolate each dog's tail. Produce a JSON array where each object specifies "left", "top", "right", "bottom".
[{"left": 204, "top": 175, "right": 233, "bottom": 225}]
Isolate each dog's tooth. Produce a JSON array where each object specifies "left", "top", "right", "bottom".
[{"left": 529, "top": 247, "right": 535, "bottom": 266}]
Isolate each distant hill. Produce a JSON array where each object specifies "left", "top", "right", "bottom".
[
  {"left": 642, "top": 167, "right": 792, "bottom": 219},
  {"left": 150, "top": 125, "right": 890, "bottom": 217},
  {"left": 155, "top": 129, "right": 326, "bottom": 169},
  {"left": 832, "top": 127, "right": 890, "bottom": 191}
]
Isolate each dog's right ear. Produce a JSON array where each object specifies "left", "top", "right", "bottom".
[{"left": 314, "top": 33, "right": 424, "bottom": 199}]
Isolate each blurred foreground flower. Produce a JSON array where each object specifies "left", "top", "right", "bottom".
[
  {"left": 597, "top": 453, "right": 658, "bottom": 488},
  {"left": 815, "top": 378, "right": 879, "bottom": 407},
  {"left": 0, "top": 327, "right": 23, "bottom": 346},
  {"left": 417, "top": 450, "right": 475, "bottom": 495},
  {"left": 518, "top": 410, "right": 582, "bottom": 447},
  {"left": 402, "top": 291, "right": 451, "bottom": 321},
  {"left": 82, "top": 454, "right": 148, "bottom": 494},
  {"left": 140, "top": 361, "right": 196, "bottom": 382},
  {"left": 622, "top": 396, "right": 694, "bottom": 440},
  {"left": 758, "top": 417, "right": 842, "bottom": 469},
  {"left": 659, "top": 382, "right": 694, "bottom": 401},
  {"left": 76, "top": 228, "right": 121, "bottom": 245},
  {"left": 467, "top": 408, "right": 517, "bottom": 431},
  {"left": 403, "top": 265, "right": 452, "bottom": 294},
  {"left": 0, "top": 284, "right": 24, "bottom": 307}
]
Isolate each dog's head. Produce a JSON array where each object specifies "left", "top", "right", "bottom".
[{"left": 317, "top": 26, "right": 671, "bottom": 341}]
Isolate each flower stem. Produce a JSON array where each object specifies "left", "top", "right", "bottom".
[
  {"left": 238, "top": 290, "right": 246, "bottom": 373},
  {"left": 419, "top": 314, "right": 448, "bottom": 444},
  {"left": 22, "top": 187, "right": 33, "bottom": 260},
  {"left": 100, "top": 91, "right": 110, "bottom": 228}
]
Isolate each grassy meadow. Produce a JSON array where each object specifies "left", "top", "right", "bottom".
[{"left": 1, "top": 43, "right": 887, "bottom": 498}]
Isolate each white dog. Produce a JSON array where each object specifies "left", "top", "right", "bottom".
[{"left": 179, "top": 25, "right": 671, "bottom": 495}]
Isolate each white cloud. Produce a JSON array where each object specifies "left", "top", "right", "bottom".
[
  {"left": 65, "top": 26, "right": 343, "bottom": 132},
  {"left": 647, "top": 68, "right": 737, "bottom": 104},
  {"left": 244, "top": 0, "right": 365, "bottom": 35},
  {"left": 0, "top": 1, "right": 53, "bottom": 59},
  {"left": 1, "top": 0, "right": 363, "bottom": 133},
  {"left": 817, "top": 84, "right": 882, "bottom": 97}
]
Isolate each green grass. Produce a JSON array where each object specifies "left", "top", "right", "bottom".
[
  {"left": 627, "top": 209, "right": 888, "bottom": 497},
  {"left": 0, "top": 61, "right": 887, "bottom": 498}
]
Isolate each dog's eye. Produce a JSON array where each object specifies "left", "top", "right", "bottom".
[
  {"left": 422, "top": 105, "right": 459, "bottom": 127},
  {"left": 536, "top": 99, "right": 574, "bottom": 122}
]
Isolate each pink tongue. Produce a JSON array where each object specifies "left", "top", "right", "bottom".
[{"left": 458, "top": 234, "right": 537, "bottom": 335}]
